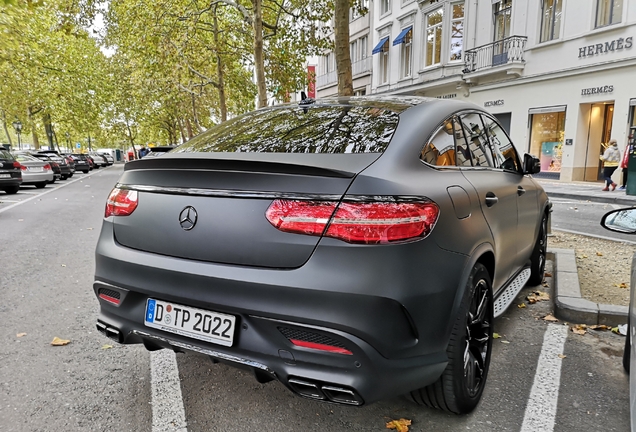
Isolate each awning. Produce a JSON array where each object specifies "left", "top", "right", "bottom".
[
  {"left": 372, "top": 37, "right": 389, "bottom": 55},
  {"left": 393, "top": 27, "right": 413, "bottom": 46}
]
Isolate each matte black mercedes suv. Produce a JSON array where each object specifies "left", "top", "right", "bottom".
[{"left": 94, "top": 96, "right": 549, "bottom": 414}]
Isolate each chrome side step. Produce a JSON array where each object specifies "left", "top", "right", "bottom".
[{"left": 493, "top": 268, "right": 531, "bottom": 318}]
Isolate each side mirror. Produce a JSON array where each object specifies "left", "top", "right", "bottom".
[
  {"left": 523, "top": 154, "right": 541, "bottom": 175},
  {"left": 601, "top": 208, "right": 636, "bottom": 234}
]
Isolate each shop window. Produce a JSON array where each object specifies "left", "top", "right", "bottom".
[
  {"left": 425, "top": 8, "right": 444, "bottom": 67},
  {"left": 529, "top": 110, "right": 565, "bottom": 174},
  {"left": 540, "top": 0, "right": 562, "bottom": 43},
  {"left": 450, "top": 3, "right": 464, "bottom": 61},
  {"left": 596, "top": 0, "right": 622, "bottom": 28}
]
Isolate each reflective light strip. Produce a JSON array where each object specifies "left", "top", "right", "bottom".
[
  {"left": 290, "top": 339, "right": 352, "bottom": 355},
  {"left": 331, "top": 216, "right": 428, "bottom": 225},
  {"left": 98, "top": 293, "right": 121, "bottom": 305}
]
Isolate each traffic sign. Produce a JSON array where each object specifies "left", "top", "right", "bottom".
[{"left": 76, "top": 143, "right": 81, "bottom": 149}]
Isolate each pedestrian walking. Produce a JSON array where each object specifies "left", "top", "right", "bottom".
[
  {"left": 619, "top": 140, "right": 631, "bottom": 190},
  {"left": 600, "top": 138, "right": 621, "bottom": 191}
]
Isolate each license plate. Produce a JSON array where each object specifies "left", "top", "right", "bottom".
[
  {"left": 29, "top": 167, "right": 43, "bottom": 172},
  {"left": 144, "top": 299, "right": 236, "bottom": 346},
  {"left": 0, "top": 173, "right": 10, "bottom": 178}
]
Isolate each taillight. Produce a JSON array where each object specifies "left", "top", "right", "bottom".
[
  {"left": 266, "top": 199, "right": 439, "bottom": 244},
  {"left": 20, "top": 164, "right": 26, "bottom": 171},
  {"left": 13, "top": 161, "right": 21, "bottom": 168},
  {"left": 43, "top": 164, "right": 51, "bottom": 170},
  {"left": 105, "top": 187, "right": 138, "bottom": 217}
]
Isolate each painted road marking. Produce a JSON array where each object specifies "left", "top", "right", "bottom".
[
  {"left": 520, "top": 323, "right": 568, "bottom": 432},
  {"left": 151, "top": 350, "right": 188, "bottom": 432},
  {"left": 0, "top": 167, "right": 112, "bottom": 215}
]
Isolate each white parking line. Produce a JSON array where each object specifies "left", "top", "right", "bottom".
[
  {"left": 520, "top": 324, "right": 568, "bottom": 432},
  {"left": 0, "top": 167, "right": 111, "bottom": 215},
  {"left": 151, "top": 350, "right": 188, "bottom": 432}
]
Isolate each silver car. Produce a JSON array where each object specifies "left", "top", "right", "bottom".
[{"left": 13, "top": 154, "right": 54, "bottom": 188}]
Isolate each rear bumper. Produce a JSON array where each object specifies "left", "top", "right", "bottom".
[
  {"left": 94, "top": 220, "right": 470, "bottom": 403},
  {"left": 22, "top": 172, "right": 54, "bottom": 184}
]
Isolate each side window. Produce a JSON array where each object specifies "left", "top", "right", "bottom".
[
  {"left": 481, "top": 115, "right": 521, "bottom": 172},
  {"left": 458, "top": 113, "right": 494, "bottom": 168},
  {"left": 421, "top": 119, "right": 457, "bottom": 167},
  {"left": 451, "top": 116, "right": 473, "bottom": 167}
]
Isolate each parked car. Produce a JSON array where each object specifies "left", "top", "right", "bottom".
[
  {"left": 601, "top": 208, "right": 636, "bottom": 431},
  {"left": 38, "top": 151, "right": 75, "bottom": 177},
  {"left": 97, "top": 151, "right": 114, "bottom": 165},
  {"left": 89, "top": 152, "right": 108, "bottom": 168},
  {"left": 85, "top": 154, "right": 95, "bottom": 170},
  {"left": 0, "top": 148, "right": 22, "bottom": 194},
  {"left": 14, "top": 153, "right": 54, "bottom": 188},
  {"left": 30, "top": 152, "right": 71, "bottom": 180},
  {"left": 68, "top": 154, "right": 91, "bottom": 173},
  {"left": 94, "top": 96, "right": 548, "bottom": 413},
  {"left": 144, "top": 145, "right": 177, "bottom": 158}
]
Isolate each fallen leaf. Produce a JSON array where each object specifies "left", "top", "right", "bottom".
[
  {"left": 612, "top": 327, "right": 621, "bottom": 335},
  {"left": 501, "top": 340, "right": 510, "bottom": 344},
  {"left": 543, "top": 314, "right": 559, "bottom": 322},
  {"left": 582, "top": 255, "right": 588, "bottom": 258},
  {"left": 596, "top": 252, "right": 603, "bottom": 256},
  {"left": 589, "top": 324, "right": 611, "bottom": 331},
  {"left": 101, "top": 344, "right": 113, "bottom": 350},
  {"left": 493, "top": 333, "right": 501, "bottom": 339},
  {"left": 386, "top": 418, "right": 412, "bottom": 432},
  {"left": 527, "top": 291, "right": 550, "bottom": 304},
  {"left": 518, "top": 303, "right": 526, "bottom": 309},
  {"left": 51, "top": 337, "right": 71, "bottom": 346},
  {"left": 619, "top": 283, "right": 628, "bottom": 289},
  {"left": 61, "top": 264, "right": 66, "bottom": 267},
  {"left": 16, "top": 333, "right": 26, "bottom": 338},
  {"left": 544, "top": 272, "right": 553, "bottom": 277},
  {"left": 571, "top": 324, "right": 587, "bottom": 335},
  {"left": 86, "top": 227, "right": 93, "bottom": 230},
  {"left": 558, "top": 354, "right": 567, "bottom": 359}
]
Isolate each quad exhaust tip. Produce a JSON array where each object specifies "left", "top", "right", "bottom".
[
  {"left": 96, "top": 321, "right": 122, "bottom": 343},
  {"left": 288, "top": 378, "right": 363, "bottom": 406}
]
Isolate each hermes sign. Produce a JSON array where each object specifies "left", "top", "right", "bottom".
[{"left": 578, "top": 37, "right": 633, "bottom": 58}]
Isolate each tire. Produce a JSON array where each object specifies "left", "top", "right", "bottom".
[
  {"left": 3, "top": 186, "right": 20, "bottom": 194},
  {"left": 410, "top": 263, "right": 493, "bottom": 414},
  {"left": 61, "top": 175, "right": 68, "bottom": 180},
  {"left": 624, "top": 316, "right": 631, "bottom": 373},
  {"left": 82, "top": 169, "right": 89, "bottom": 174},
  {"left": 68, "top": 173, "right": 73, "bottom": 178},
  {"left": 35, "top": 182, "right": 46, "bottom": 189},
  {"left": 528, "top": 213, "right": 548, "bottom": 286}
]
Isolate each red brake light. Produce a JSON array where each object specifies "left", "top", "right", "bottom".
[
  {"left": 43, "top": 164, "right": 51, "bottom": 170},
  {"left": 13, "top": 161, "right": 21, "bottom": 168},
  {"left": 105, "top": 187, "right": 138, "bottom": 217},
  {"left": 266, "top": 199, "right": 439, "bottom": 244},
  {"left": 20, "top": 164, "right": 26, "bottom": 171}
]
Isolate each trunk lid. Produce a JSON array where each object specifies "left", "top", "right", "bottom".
[{"left": 112, "top": 154, "right": 379, "bottom": 268}]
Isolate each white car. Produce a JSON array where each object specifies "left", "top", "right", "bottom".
[{"left": 97, "top": 152, "right": 115, "bottom": 165}]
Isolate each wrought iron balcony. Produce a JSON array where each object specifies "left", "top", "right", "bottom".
[{"left": 463, "top": 35, "right": 527, "bottom": 74}]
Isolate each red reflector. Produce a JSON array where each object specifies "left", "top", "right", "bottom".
[
  {"left": 105, "top": 187, "right": 138, "bottom": 218},
  {"left": 290, "top": 339, "right": 352, "bottom": 355},
  {"left": 265, "top": 200, "right": 338, "bottom": 236},
  {"left": 266, "top": 199, "right": 439, "bottom": 244},
  {"left": 98, "top": 293, "right": 121, "bottom": 305}
]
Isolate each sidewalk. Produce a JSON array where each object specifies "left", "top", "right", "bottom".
[{"left": 535, "top": 178, "right": 632, "bottom": 326}]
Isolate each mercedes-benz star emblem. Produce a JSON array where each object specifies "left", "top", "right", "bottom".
[{"left": 179, "top": 206, "right": 198, "bottom": 231}]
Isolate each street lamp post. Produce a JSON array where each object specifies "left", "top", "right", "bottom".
[
  {"left": 65, "top": 132, "right": 70, "bottom": 152},
  {"left": 12, "top": 120, "right": 22, "bottom": 150}
]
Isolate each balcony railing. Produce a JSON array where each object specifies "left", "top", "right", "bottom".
[
  {"left": 352, "top": 57, "right": 372, "bottom": 76},
  {"left": 463, "top": 35, "right": 527, "bottom": 73},
  {"left": 316, "top": 57, "right": 372, "bottom": 89}
]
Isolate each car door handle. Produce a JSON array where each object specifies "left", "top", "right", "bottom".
[
  {"left": 517, "top": 186, "right": 526, "bottom": 196},
  {"left": 485, "top": 193, "right": 498, "bottom": 207}
]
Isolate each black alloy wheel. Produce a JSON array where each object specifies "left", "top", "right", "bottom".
[
  {"left": 528, "top": 213, "right": 548, "bottom": 286},
  {"left": 410, "top": 263, "right": 493, "bottom": 414},
  {"left": 3, "top": 186, "right": 19, "bottom": 194},
  {"left": 35, "top": 182, "right": 46, "bottom": 189}
]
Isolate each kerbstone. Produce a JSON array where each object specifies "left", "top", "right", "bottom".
[
  {"left": 555, "top": 296, "right": 599, "bottom": 325},
  {"left": 555, "top": 271, "right": 582, "bottom": 298},
  {"left": 597, "top": 304, "right": 629, "bottom": 326}
]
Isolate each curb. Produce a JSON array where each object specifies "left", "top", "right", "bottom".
[
  {"left": 551, "top": 248, "right": 628, "bottom": 326},
  {"left": 545, "top": 191, "right": 636, "bottom": 207}
]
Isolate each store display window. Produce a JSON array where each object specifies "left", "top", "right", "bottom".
[{"left": 529, "top": 110, "right": 566, "bottom": 174}]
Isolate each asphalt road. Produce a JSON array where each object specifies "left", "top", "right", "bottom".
[{"left": 0, "top": 165, "right": 630, "bottom": 431}]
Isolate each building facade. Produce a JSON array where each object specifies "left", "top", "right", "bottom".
[{"left": 315, "top": 0, "right": 636, "bottom": 182}]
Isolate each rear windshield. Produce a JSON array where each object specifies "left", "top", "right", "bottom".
[
  {"left": 175, "top": 105, "right": 400, "bottom": 154},
  {"left": 0, "top": 150, "right": 13, "bottom": 160}
]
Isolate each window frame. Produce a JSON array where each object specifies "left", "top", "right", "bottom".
[
  {"left": 449, "top": 2, "right": 465, "bottom": 62},
  {"left": 424, "top": 7, "right": 444, "bottom": 68},
  {"left": 493, "top": 0, "right": 512, "bottom": 42},
  {"left": 400, "top": 28, "right": 413, "bottom": 78},
  {"left": 379, "top": 39, "right": 390, "bottom": 84},
  {"left": 539, "top": 0, "right": 562, "bottom": 43},
  {"left": 595, "top": 0, "right": 622, "bottom": 28},
  {"left": 380, "top": 0, "right": 391, "bottom": 16}
]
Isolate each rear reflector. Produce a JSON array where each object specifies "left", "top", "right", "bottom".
[
  {"left": 289, "top": 339, "right": 353, "bottom": 355},
  {"left": 266, "top": 199, "right": 439, "bottom": 244},
  {"left": 105, "top": 187, "right": 138, "bottom": 218},
  {"left": 98, "top": 293, "right": 121, "bottom": 305}
]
